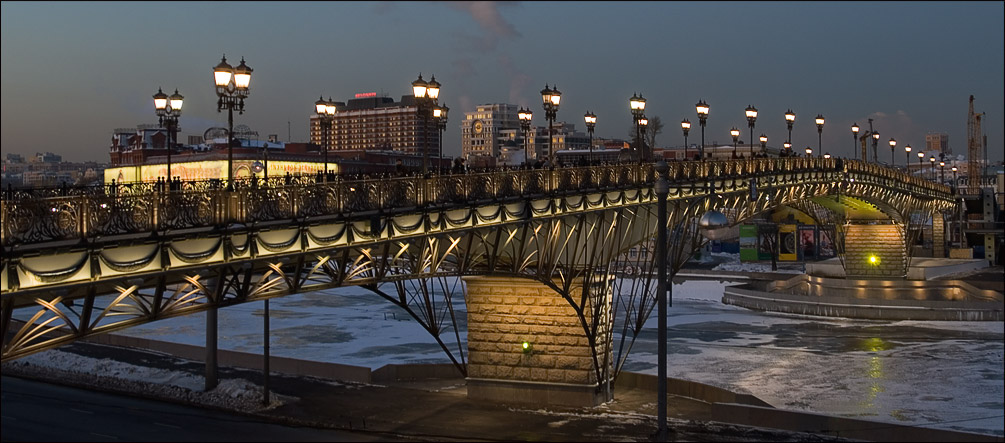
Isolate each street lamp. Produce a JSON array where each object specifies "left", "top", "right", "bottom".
[
  {"left": 904, "top": 145, "right": 912, "bottom": 170},
  {"left": 631, "top": 93, "right": 648, "bottom": 161},
  {"left": 653, "top": 160, "right": 670, "bottom": 441},
  {"left": 413, "top": 74, "right": 441, "bottom": 175},
  {"left": 730, "top": 127, "right": 740, "bottom": 158},
  {"left": 784, "top": 109, "right": 796, "bottom": 145},
  {"left": 584, "top": 111, "right": 597, "bottom": 165},
  {"left": 939, "top": 160, "right": 946, "bottom": 184},
  {"left": 951, "top": 165, "right": 958, "bottom": 189},
  {"left": 814, "top": 114, "right": 825, "bottom": 155},
  {"left": 434, "top": 104, "right": 449, "bottom": 172},
  {"left": 871, "top": 131, "right": 881, "bottom": 163},
  {"left": 315, "top": 96, "right": 336, "bottom": 181},
  {"left": 759, "top": 134, "right": 768, "bottom": 156},
  {"left": 783, "top": 141, "right": 791, "bottom": 158},
  {"left": 929, "top": 155, "right": 936, "bottom": 181},
  {"left": 918, "top": 151, "right": 925, "bottom": 176},
  {"left": 681, "top": 119, "right": 691, "bottom": 160},
  {"left": 696, "top": 99, "right": 709, "bottom": 160},
  {"left": 851, "top": 123, "right": 860, "bottom": 160},
  {"left": 518, "top": 107, "right": 533, "bottom": 166},
  {"left": 745, "top": 105, "right": 757, "bottom": 159},
  {"left": 824, "top": 152, "right": 831, "bottom": 159},
  {"left": 888, "top": 138, "right": 897, "bottom": 167},
  {"left": 213, "top": 55, "right": 252, "bottom": 189},
  {"left": 806, "top": 147, "right": 813, "bottom": 158},
  {"left": 153, "top": 87, "right": 183, "bottom": 184},
  {"left": 542, "top": 84, "right": 561, "bottom": 163}
]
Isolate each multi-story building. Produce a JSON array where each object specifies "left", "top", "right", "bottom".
[
  {"left": 461, "top": 104, "right": 520, "bottom": 162},
  {"left": 308, "top": 92, "right": 439, "bottom": 157},
  {"left": 926, "top": 132, "right": 950, "bottom": 156}
]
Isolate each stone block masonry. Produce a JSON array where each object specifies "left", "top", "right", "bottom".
[
  {"left": 843, "top": 223, "right": 908, "bottom": 278},
  {"left": 464, "top": 275, "right": 612, "bottom": 406}
]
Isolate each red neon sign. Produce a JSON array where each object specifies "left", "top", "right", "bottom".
[{"left": 354, "top": 92, "right": 377, "bottom": 98}]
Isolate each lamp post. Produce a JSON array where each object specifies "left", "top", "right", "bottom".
[
  {"left": 315, "top": 96, "right": 336, "bottom": 181},
  {"left": 153, "top": 88, "right": 183, "bottom": 183},
  {"left": 918, "top": 151, "right": 925, "bottom": 177},
  {"left": 951, "top": 166, "right": 958, "bottom": 190},
  {"left": 904, "top": 145, "right": 912, "bottom": 171},
  {"left": 519, "top": 107, "right": 533, "bottom": 166},
  {"left": 939, "top": 160, "right": 946, "bottom": 184},
  {"left": 806, "top": 147, "right": 813, "bottom": 158},
  {"left": 696, "top": 100, "right": 709, "bottom": 160},
  {"left": 639, "top": 116, "right": 649, "bottom": 159},
  {"left": 213, "top": 55, "right": 252, "bottom": 189},
  {"left": 412, "top": 74, "right": 441, "bottom": 175},
  {"left": 653, "top": 160, "right": 670, "bottom": 441},
  {"left": 630, "top": 93, "right": 648, "bottom": 161},
  {"left": 783, "top": 142, "right": 791, "bottom": 158},
  {"left": 584, "top": 111, "right": 597, "bottom": 165},
  {"left": 759, "top": 134, "right": 767, "bottom": 156},
  {"left": 888, "top": 138, "right": 897, "bottom": 167},
  {"left": 434, "top": 104, "right": 449, "bottom": 172},
  {"left": 929, "top": 156, "right": 936, "bottom": 181},
  {"left": 824, "top": 152, "right": 831, "bottom": 159},
  {"left": 872, "top": 131, "right": 881, "bottom": 163},
  {"left": 730, "top": 127, "right": 740, "bottom": 158},
  {"left": 851, "top": 123, "right": 860, "bottom": 160},
  {"left": 745, "top": 105, "right": 758, "bottom": 159},
  {"left": 785, "top": 109, "right": 796, "bottom": 145},
  {"left": 542, "top": 84, "right": 561, "bottom": 163},
  {"left": 681, "top": 119, "right": 691, "bottom": 160},
  {"left": 814, "top": 114, "right": 825, "bottom": 155}
]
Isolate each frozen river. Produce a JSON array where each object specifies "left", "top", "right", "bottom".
[{"left": 15, "top": 274, "right": 1003, "bottom": 437}]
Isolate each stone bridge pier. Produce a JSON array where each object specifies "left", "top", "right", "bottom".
[
  {"left": 463, "top": 276, "right": 612, "bottom": 407},
  {"left": 843, "top": 223, "right": 909, "bottom": 278}
]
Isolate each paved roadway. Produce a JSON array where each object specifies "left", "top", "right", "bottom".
[{"left": 0, "top": 376, "right": 388, "bottom": 442}]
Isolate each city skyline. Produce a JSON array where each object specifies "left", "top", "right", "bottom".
[{"left": 1, "top": 1, "right": 1003, "bottom": 163}]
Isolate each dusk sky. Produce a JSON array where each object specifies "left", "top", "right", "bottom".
[{"left": 2, "top": 1, "right": 1003, "bottom": 163}]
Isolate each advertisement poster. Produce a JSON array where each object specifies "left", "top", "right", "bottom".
[
  {"left": 739, "top": 224, "right": 758, "bottom": 261},
  {"left": 757, "top": 227, "right": 774, "bottom": 260},
  {"left": 818, "top": 227, "right": 836, "bottom": 258},
  {"left": 779, "top": 224, "right": 798, "bottom": 261},
  {"left": 799, "top": 226, "right": 817, "bottom": 260}
]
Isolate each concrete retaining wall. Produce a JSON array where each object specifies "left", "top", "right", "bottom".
[
  {"left": 614, "top": 372, "right": 770, "bottom": 407},
  {"left": 711, "top": 402, "right": 1002, "bottom": 442}
]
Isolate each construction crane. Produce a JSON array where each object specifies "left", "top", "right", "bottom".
[{"left": 967, "top": 95, "right": 984, "bottom": 191}]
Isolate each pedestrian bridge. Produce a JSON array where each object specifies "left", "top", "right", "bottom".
[{"left": 1, "top": 158, "right": 954, "bottom": 404}]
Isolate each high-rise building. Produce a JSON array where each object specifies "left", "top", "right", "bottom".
[
  {"left": 926, "top": 132, "right": 950, "bottom": 155},
  {"left": 309, "top": 92, "right": 438, "bottom": 156}
]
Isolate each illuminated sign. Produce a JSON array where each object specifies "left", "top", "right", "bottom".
[{"left": 354, "top": 92, "right": 377, "bottom": 98}]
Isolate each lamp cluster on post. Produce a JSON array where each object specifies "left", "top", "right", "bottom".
[
  {"left": 518, "top": 107, "right": 533, "bottom": 165},
  {"left": 730, "top": 127, "right": 740, "bottom": 158},
  {"left": 314, "top": 96, "right": 337, "bottom": 181},
  {"left": 785, "top": 109, "right": 796, "bottom": 147},
  {"left": 815, "top": 114, "right": 825, "bottom": 156},
  {"left": 411, "top": 74, "right": 441, "bottom": 175},
  {"left": 888, "top": 138, "right": 897, "bottom": 167},
  {"left": 851, "top": 123, "right": 860, "bottom": 160},
  {"left": 584, "top": 111, "right": 597, "bottom": 164},
  {"left": 153, "top": 88, "right": 183, "bottom": 184},
  {"left": 434, "top": 103, "right": 449, "bottom": 171},
  {"left": 213, "top": 55, "right": 252, "bottom": 189},
  {"left": 680, "top": 118, "right": 691, "bottom": 160},
  {"left": 745, "top": 105, "right": 758, "bottom": 158},
  {"left": 696, "top": 99, "right": 709, "bottom": 160},
  {"left": 630, "top": 93, "right": 648, "bottom": 161},
  {"left": 541, "top": 84, "right": 562, "bottom": 164}
]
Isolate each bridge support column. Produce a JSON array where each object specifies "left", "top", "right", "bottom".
[
  {"left": 842, "top": 223, "right": 908, "bottom": 278},
  {"left": 463, "top": 276, "right": 612, "bottom": 407},
  {"left": 932, "top": 214, "right": 946, "bottom": 258},
  {"left": 205, "top": 307, "right": 218, "bottom": 391}
]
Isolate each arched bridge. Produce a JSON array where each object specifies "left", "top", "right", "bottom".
[{"left": 1, "top": 158, "right": 954, "bottom": 403}]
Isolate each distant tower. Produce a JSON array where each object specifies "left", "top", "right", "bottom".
[{"left": 967, "top": 95, "right": 984, "bottom": 189}]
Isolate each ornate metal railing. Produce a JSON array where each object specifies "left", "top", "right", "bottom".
[{"left": 1, "top": 159, "right": 953, "bottom": 249}]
